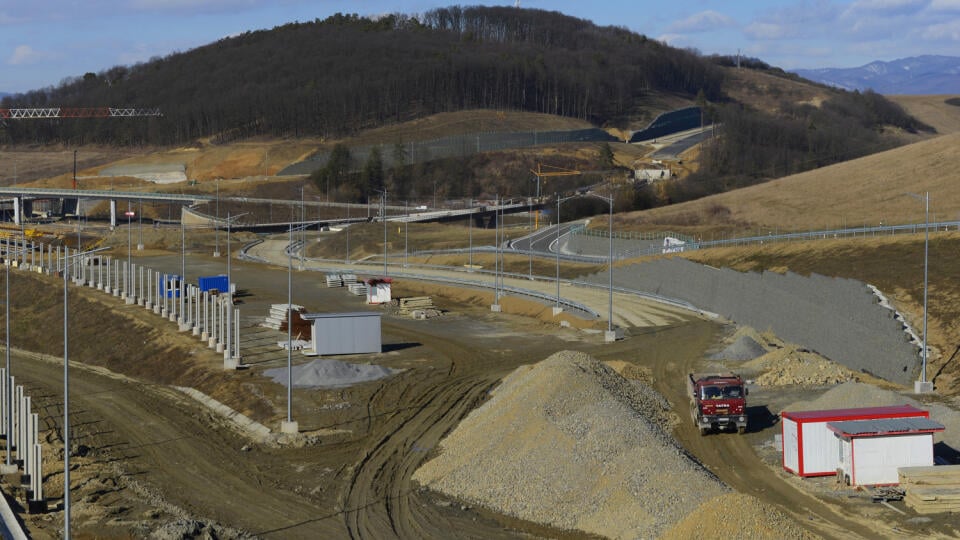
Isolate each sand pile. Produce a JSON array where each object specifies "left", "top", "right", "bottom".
[
  {"left": 264, "top": 359, "right": 396, "bottom": 389},
  {"left": 413, "top": 350, "right": 728, "bottom": 539}
]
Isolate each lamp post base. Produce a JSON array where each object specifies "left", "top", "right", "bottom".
[
  {"left": 914, "top": 380, "right": 934, "bottom": 394},
  {"left": 280, "top": 420, "right": 299, "bottom": 435}
]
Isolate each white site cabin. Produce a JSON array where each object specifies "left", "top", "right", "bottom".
[
  {"left": 829, "top": 417, "right": 944, "bottom": 486},
  {"left": 781, "top": 404, "right": 929, "bottom": 477}
]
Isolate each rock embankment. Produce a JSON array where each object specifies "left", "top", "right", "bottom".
[{"left": 413, "top": 350, "right": 728, "bottom": 539}]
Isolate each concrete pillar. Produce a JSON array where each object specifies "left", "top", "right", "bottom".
[
  {"left": 12, "top": 197, "right": 19, "bottom": 226},
  {"left": 160, "top": 274, "right": 168, "bottom": 317},
  {"left": 215, "top": 299, "right": 225, "bottom": 353},
  {"left": 114, "top": 257, "right": 121, "bottom": 297},
  {"left": 178, "top": 282, "right": 189, "bottom": 331},
  {"left": 208, "top": 295, "right": 217, "bottom": 348},
  {"left": 139, "top": 265, "right": 146, "bottom": 306},
  {"left": 234, "top": 308, "right": 241, "bottom": 363},
  {"left": 109, "top": 199, "right": 117, "bottom": 230},
  {"left": 193, "top": 288, "right": 201, "bottom": 336},
  {"left": 104, "top": 257, "right": 111, "bottom": 293},
  {"left": 201, "top": 292, "right": 210, "bottom": 341}
]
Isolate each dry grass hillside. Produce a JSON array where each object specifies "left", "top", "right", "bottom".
[
  {"left": 617, "top": 131, "right": 960, "bottom": 236},
  {"left": 888, "top": 95, "right": 960, "bottom": 135},
  {"left": 720, "top": 67, "right": 833, "bottom": 116}
]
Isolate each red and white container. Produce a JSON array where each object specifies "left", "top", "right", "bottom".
[
  {"left": 781, "top": 404, "right": 928, "bottom": 477},
  {"left": 829, "top": 417, "right": 944, "bottom": 486}
]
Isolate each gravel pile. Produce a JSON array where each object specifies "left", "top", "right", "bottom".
[
  {"left": 661, "top": 493, "right": 820, "bottom": 539},
  {"left": 784, "top": 381, "right": 960, "bottom": 451},
  {"left": 413, "top": 350, "right": 729, "bottom": 539},
  {"left": 711, "top": 334, "right": 768, "bottom": 361},
  {"left": 747, "top": 346, "right": 859, "bottom": 387},
  {"left": 263, "top": 359, "right": 396, "bottom": 389}
]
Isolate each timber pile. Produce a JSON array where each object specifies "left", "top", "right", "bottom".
[
  {"left": 342, "top": 274, "right": 357, "bottom": 286},
  {"left": 262, "top": 303, "right": 310, "bottom": 336},
  {"left": 900, "top": 465, "right": 960, "bottom": 514},
  {"left": 326, "top": 274, "right": 343, "bottom": 287},
  {"left": 398, "top": 296, "right": 434, "bottom": 314}
]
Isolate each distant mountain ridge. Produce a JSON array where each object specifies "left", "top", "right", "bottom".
[{"left": 793, "top": 55, "right": 960, "bottom": 95}]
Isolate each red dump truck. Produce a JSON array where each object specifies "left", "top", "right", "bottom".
[{"left": 688, "top": 373, "right": 748, "bottom": 435}]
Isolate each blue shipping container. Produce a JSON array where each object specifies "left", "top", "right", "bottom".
[
  {"left": 198, "top": 274, "right": 229, "bottom": 293},
  {"left": 158, "top": 274, "right": 182, "bottom": 298}
]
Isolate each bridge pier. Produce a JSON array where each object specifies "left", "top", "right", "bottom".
[
  {"left": 12, "top": 198, "right": 19, "bottom": 226},
  {"left": 109, "top": 200, "right": 117, "bottom": 230}
]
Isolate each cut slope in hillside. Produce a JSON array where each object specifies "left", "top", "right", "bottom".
[
  {"left": 413, "top": 350, "right": 808, "bottom": 538},
  {"left": 618, "top": 131, "right": 960, "bottom": 234}
]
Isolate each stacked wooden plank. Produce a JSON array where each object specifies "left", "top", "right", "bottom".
[
  {"left": 397, "top": 296, "right": 434, "bottom": 315},
  {"left": 262, "top": 303, "right": 305, "bottom": 331},
  {"left": 326, "top": 274, "right": 343, "bottom": 287},
  {"left": 342, "top": 274, "right": 357, "bottom": 286},
  {"left": 901, "top": 465, "right": 960, "bottom": 514}
]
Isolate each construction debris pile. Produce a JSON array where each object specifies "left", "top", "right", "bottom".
[
  {"left": 900, "top": 465, "right": 960, "bottom": 514},
  {"left": 414, "top": 350, "right": 806, "bottom": 538},
  {"left": 264, "top": 358, "right": 396, "bottom": 389}
]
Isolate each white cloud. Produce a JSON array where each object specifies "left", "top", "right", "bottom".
[
  {"left": 7, "top": 45, "right": 46, "bottom": 66},
  {"left": 921, "top": 19, "right": 960, "bottom": 39},
  {"left": 668, "top": 10, "right": 736, "bottom": 33},
  {"left": 928, "top": 0, "right": 960, "bottom": 10},
  {"left": 744, "top": 21, "right": 788, "bottom": 40}
]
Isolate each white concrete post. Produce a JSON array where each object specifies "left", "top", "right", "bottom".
[
  {"left": 109, "top": 199, "right": 117, "bottom": 230},
  {"left": 201, "top": 292, "right": 210, "bottom": 341},
  {"left": 114, "top": 257, "right": 121, "bottom": 297},
  {"left": 208, "top": 295, "right": 217, "bottom": 348},
  {"left": 169, "top": 278, "right": 178, "bottom": 323},
  {"left": 16, "top": 391, "right": 26, "bottom": 462},
  {"left": 234, "top": 308, "right": 241, "bottom": 362},
  {"left": 139, "top": 265, "right": 145, "bottom": 306},
  {"left": 104, "top": 257, "right": 111, "bottom": 293},
  {"left": 31, "top": 441, "right": 42, "bottom": 502},
  {"left": 193, "top": 288, "right": 200, "bottom": 336},
  {"left": 160, "top": 274, "right": 168, "bottom": 317},
  {"left": 178, "top": 282, "right": 189, "bottom": 331},
  {"left": 216, "top": 299, "right": 225, "bottom": 353},
  {"left": 11, "top": 198, "right": 18, "bottom": 226},
  {"left": 22, "top": 402, "right": 33, "bottom": 472},
  {"left": 12, "top": 384, "right": 21, "bottom": 459}
]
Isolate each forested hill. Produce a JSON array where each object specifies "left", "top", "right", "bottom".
[{"left": 1, "top": 6, "right": 722, "bottom": 146}]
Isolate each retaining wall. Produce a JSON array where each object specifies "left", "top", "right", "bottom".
[{"left": 580, "top": 256, "right": 918, "bottom": 386}]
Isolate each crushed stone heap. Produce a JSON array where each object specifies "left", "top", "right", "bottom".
[{"left": 413, "top": 350, "right": 729, "bottom": 539}]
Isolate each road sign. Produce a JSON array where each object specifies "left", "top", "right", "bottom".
[{"left": 124, "top": 211, "right": 136, "bottom": 217}]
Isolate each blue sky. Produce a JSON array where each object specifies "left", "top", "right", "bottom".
[{"left": 2, "top": 0, "right": 958, "bottom": 94}]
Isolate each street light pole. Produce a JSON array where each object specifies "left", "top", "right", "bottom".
[
  {"left": 905, "top": 192, "right": 932, "bottom": 393},
  {"left": 922, "top": 192, "right": 930, "bottom": 387}
]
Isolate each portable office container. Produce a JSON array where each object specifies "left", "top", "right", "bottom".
[
  {"left": 830, "top": 417, "right": 944, "bottom": 486},
  {"left": 781, "top": 404, "right": 928, "bottom": 477},
  {"left": 302, "top": 312, "right": 381, "bottom": 356}
]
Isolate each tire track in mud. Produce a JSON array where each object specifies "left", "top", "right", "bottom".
[{"left": 342, "top": 371, "right": 497, "bottom": 539}]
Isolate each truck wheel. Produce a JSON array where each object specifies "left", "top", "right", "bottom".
[{"left": 738, "top": 426, "right": 747, "bottom": 435}]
